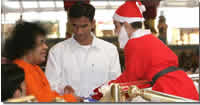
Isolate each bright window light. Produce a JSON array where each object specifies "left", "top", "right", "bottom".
[
  {"left": 3, "top": 13, "right": 21, "bottom": 24},
  {"left": 39, "top": 12, "right": 57, "bottom": 21},
  {"left": 90, "top": 1, "right": 107, "bottom": 7},
  {"left": 4, "top": 1, "right": 20, "bottom": 9},
  {"left": 23, "top": 12, "right": 39, "bottom": 21},
  {"left": 109, "top": 1, "right": 125, "bottom": 6},
  {"left": 167, "top": 2, "right": 188, "bottom": 6},
  {"left": 39, "top": 1, "right": 55, "bottom": 8},
  {"left": 157, "top": 7, "right": 199, "bottom": 28},
  {"left": 91, "top": 1, "right": 124, "bottom": 8},
  {"left": 55, "top": 1, "right": 64, "bottom": 8},
  {"left": 22, "top": 1, "right": 38, "bottom": 8}
]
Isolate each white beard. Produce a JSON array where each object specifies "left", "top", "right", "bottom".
[{"left": 117, "top": 26, "right": 129, "bottom": 49}]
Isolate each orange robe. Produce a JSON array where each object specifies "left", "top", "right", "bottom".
[{"left": 13, "top": 59, "right": 77, "bottom": 102}]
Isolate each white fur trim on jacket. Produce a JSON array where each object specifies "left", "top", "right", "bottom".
[{"left": 131, "top": 29, "right": 151, "bottom": 39}]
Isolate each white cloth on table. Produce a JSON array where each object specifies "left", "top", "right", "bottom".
[{"left": 45, "top": 33, "right": 121, "bottom": 97}]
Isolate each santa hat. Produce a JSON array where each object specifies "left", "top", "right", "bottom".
[{"left": 113, "top": 0, "right": 146, "bottom": 23}]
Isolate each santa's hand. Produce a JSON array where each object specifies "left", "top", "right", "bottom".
[
  {"left": 98, "top": 84, "right": 112, "bottom": 95},
  {"left": 91, "top": 84, "right": 112, "bottom": 100},
  {"left": 91, "top": 86, "right": 103, "bottom": 100}
]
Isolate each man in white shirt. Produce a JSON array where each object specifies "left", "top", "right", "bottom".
[{"left": 45, "top": 1, "right": 121, "bottom": 98}]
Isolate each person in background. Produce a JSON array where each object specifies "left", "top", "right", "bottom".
[
  {"left": 94, "top": 0, "right": 199, "bottom": 101},
  {"left": 1, "top": 33, "right": 5, "bottom": 54},
  {"left": 157, "top": 15, "right": 168, "bottom": 44},
  {"left": 45, "top": 1, "right": 121, "bottom": 98},
  {"left": 1, "top": 64, "right": 26, "bottom": 102},
  {"left": 3, "top": 21, "right": 77, "bottom": 102}
]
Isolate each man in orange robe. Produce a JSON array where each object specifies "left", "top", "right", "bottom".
[
  {"left": 4, "top": 21, "right": 77, "bottom": 102},
  {"left": 14, "top": 59, "right": 77, "bottom": 102}
]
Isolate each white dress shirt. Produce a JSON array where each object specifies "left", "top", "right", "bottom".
[{"left": 45, "top": 33, "right": 121, "bottom": 97}]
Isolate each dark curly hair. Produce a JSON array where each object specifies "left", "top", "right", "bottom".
[
  {"left": 68, "top": 1, "right": 95, "bottom": 22},
  {"left": 4, "top": 21, "right": 47, "bottom": 61}
]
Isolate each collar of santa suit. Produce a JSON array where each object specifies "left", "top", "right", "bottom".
[
  {"left": 13, "top": 59, "right": 77, "bottom": 102},
  {"left": 130, "top": 29, "right": 151, "bottom": 39}
]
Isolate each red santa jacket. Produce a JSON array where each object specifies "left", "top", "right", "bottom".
[{"left": 111, "top": 34, "right": 199, "bottom": 100}]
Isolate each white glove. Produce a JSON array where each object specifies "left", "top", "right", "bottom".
[{"left": 99, "top": 84, "right": 112, "bottom": 96}]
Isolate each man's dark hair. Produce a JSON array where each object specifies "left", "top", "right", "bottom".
[
  {"left": 130, "top": 21, "right": 143, "bottom": 29},
  {"left": 68, "top": 1, "right": 95, "bottom": 22},
  {"left": 4, "top": 21, "right": 47, "bottom": 61},
  {"left": 1, "top": 64, "right": 25, "bottom": 101}
]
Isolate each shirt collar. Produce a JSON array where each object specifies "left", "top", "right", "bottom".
[
  {"left": 130, "top": 29, "right": 151, "bottom": 39},
  {"left": 70, "top": 32, "right": 101, "bottom": 52}
]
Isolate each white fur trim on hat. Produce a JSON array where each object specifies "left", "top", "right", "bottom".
[
  {"left": 136, "top": 1, "right": 146, "bottom": 13},
  {"left": 113, "top": 13, "right": 144, "bottom": 23}
]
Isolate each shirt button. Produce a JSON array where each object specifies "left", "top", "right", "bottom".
[{"left": 91, "top": 64, "right": 94, "bottom": 72}]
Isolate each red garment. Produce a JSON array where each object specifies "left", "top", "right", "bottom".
[
  {"left": 13, "top": 59, "right": 77, "bottom": 102},
  {"left": 111, "top": 34, "right": 199, "bottom": 101}
]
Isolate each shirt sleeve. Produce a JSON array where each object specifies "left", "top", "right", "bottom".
[
  {"left": 108, "top": 46, "right": 121, "bottom": 81},
  {"left": 45, "top": 49, "right": 66, "bottom": 95}
]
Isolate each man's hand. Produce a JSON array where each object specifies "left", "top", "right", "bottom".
[
  {"left": 75, "top": 96, "right": 84, "bottom": 102},
  {"left": 64, "top": 85, "right": 85, "bottom": 102},
  {"left": 64, "top": 85, "right": 75, "bottom": 94}
]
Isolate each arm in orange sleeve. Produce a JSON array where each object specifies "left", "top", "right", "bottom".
[
  {"left": 14, "top": 59, "right": 78, "bottom": 102},
  {"left": 52, "top": 91, "right": 77, "bottom": 102},
  {"left": 63, "top": 94, "right": 77, "bottom": 102}
]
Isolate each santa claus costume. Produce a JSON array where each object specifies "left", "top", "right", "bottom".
[{"left": 104, "top": 0, "right": 199, "bottom": 101}]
